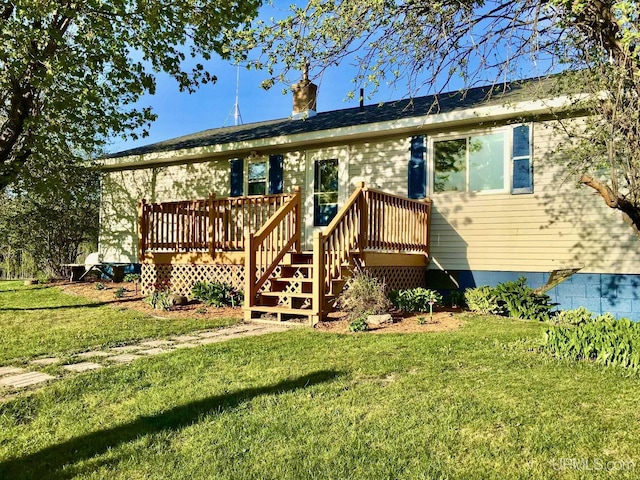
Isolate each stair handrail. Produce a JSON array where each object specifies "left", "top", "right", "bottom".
[
  {"left": 312, "top": 182, "right": 366, "bottom": 322},
  {"left": 245, "top": 187, "right": 302, "bottom": 311}
]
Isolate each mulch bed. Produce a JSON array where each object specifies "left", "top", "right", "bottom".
[{"left": 316, "top": 309, "right": 463, "bottom": 334}]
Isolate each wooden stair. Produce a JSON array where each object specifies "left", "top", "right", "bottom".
[{"left": 246, "top": 251, "right": 349, "bottom": 325}]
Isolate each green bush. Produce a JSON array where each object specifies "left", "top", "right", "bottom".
[
  {"left": 464, "top": 286, "right": 505, "bottom": 315},
  {"left": 94, "top": 282, "right": 106, "bottom": 291},
  {"left": 123, "top": 273, "right": 141, "bottom": 283},
  {"left": 144, "top": 290, "right": 171, "bottom": 310},
  {"left": 389, "top": 288, "right": 442, "bottom": 312},
  {"left": 554, "top": 307, "right": 595, "bottom": 325},
  {"left": 348, "top": 317, "right": 369, "bottom": 333},
  {"left": 113, "top": 287, "right": 125, "bottom": 299},
  {"left": 336, "top": 270, "right": 391, "bottom": 321},
  {"left": 191, "top": 281, "right": 243, "bottom": 307},
  {"left": 542, "top": 316, "right": 640, "bottom": 370},
  {"left": 493, "top": 277, "right": 553, "bottom": 322},
  {"left": 465, "top": 278, "right": 553, "bottom": 321}
]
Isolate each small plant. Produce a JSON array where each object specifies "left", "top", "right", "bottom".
[
  {"left": 195, "top": 306, "right": 207, "bottom": 314},
  {"left": 464, "top": 286, "right": 505, "bottom": 315},
  {"left": 113, "top": 287, "right": 125, "bottom": 299},
  {"left": 336, "top": 270, "right": 391, "bottom": 321},
  {"left": 144, "top": 290, "right": 171, "bottom": 310},
  {"left": 542, "top": 315, "right": 640, "bottom": 371},
  {"left": 123, "top": 273, "right": 141, "bottom": 283},
  {"left": 448, "top": 290, "right": 466, "bottom": 308},
  {"left": 389, "top": 288, "right": 442, "bottom": 313},
  {"left": 554, "top": 307, "right": 595, "bottom": 325},
  {"left": 94, "top": 282, "right": 106, "bottom": 291},
  {"left": 493, "top": 277, "right": 553, "bottom": 322},
  {"left": 191, "top": 281, "right": 244, "bottom": 307},
  {"left": 348, "top": 317, "right": 369, "bottom": 333},
  {"left": 417, "top": 316, "right": 427, "bottom": 325}
]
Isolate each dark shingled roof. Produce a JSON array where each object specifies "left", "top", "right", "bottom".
[{"left": 107, "top": 78, "right": 545, "bottom": 159}]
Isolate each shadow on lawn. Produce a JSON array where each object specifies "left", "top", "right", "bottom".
[
  {"left": 0, "top": 370, "right": 341, "bottom": 480},
  {"left": 0, "top": 297, "right": 142, "bottom": 311}
]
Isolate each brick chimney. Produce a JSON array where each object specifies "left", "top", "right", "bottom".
[{"left": 292, "top": 64, "right": 317, "bottom": 119}]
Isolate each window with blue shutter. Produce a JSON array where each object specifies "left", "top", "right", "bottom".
[
  {"left": 408, "top": 136, "right": 426, "bottom": 199},
  {"left": 230, "top": 158, "right": 243, "bottom": 197},
  {"left": 511, "top": 125, "right": 533, "bottom": 194},
  {"left": 268, "top": 154, "right": 284, "bottom": 194}
]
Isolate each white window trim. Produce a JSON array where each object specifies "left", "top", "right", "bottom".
[{"left": 427, "top": 126, "right": 511, "bottom": 195}]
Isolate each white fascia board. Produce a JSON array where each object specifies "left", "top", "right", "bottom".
[{"left": 101, "top": 94, "right": 584, "bottom": 171}]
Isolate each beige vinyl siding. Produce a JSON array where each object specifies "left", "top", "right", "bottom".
[
  {"left": 347, "top": 138, "right": 410, "bottom": 197},
  {"left": 429, "top": 121, "right": 640, "bottom": 274}
]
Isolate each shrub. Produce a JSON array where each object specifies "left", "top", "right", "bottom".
[
  {"left": 448, "top": 290, "right": 466, "bottom": 308},
  {"left": 144, "top": 290, "right": 171, "bottom": 310},
  {"left": 493, "top": 277, "right": 553, "bottom": 322},
  {"left": 348, "top": 317, "right": 369, "bottom": 333},
  {"left": 123, "top": 273, "right": 141, "bottom": 283},
  {"left": 389, "top": 288, "right": 442, "bottom": 313},
  {"left": 464, "top": 286, "right": 505, "bottom": 315},
  {"left": 94, "top": 282, "right": 106, "bottom": 291},
  {"left": 554, "top": 307, "right": 595, "bottom": 326},
  {"left": 191, "top": 281, "right": 243, "bottom": 307},
  {"left": 335, "top": 270, "right": 391, "bottom": 321},
  {"left": 113, "top": 287, "right": 125, "bottom": 299},
  {"left": 542, "top": 316, "right": 640, "bottom": 370}
]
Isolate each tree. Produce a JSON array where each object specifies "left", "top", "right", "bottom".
[
  {"left": 233, "top": 1, "right": 640, "bottom": 233},
  {"left": 0, "top": 0, "right": 261, "bottom": 191},
  {"left": 0, "top": 164, "right": 100, "bottom": 277}
]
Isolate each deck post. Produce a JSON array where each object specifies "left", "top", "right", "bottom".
[
  {"left": 244, "top": 232, "right": 256, "bottom": 322},
  {"left": 137, "top": 199, "right": 147, "bottom": 262},
  {"left": 312, "top": 230, "right": 324, "bottom": 326},
  {"left": 208, "top": 193, "right": 215, "bottom": 255},
  {"left": 360, "top": 185, "right": 368, "bottom": 251},
  {"left": 292, "top": 186, "right": 302, "bottom": 253}
]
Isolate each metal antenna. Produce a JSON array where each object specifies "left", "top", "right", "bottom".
[{"left": 224, "top": 65, "right": 243, "bottom": 126}]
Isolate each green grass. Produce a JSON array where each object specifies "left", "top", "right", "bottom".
[
  {"left": 1, "top": 282, "right": 640, "bottom": 479},
  {"left": 0, "top": 281, "right": 238, "bottom": 363}
]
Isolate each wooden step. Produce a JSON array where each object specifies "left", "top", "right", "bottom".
[
  {"left": 261, "top": 291, "right": 314, "bottom": 299},
  {"left": 273, "top": 277, "right": 313, "bottom": 283}
]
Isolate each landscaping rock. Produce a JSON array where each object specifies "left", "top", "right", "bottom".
[
  {"left": 366, "top": 314, "right": 393, "bottom": 325},
  {"left": 168, "top": 293, "right": 188, "bottom": 306}
]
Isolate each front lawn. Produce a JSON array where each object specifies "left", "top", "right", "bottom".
[
  {"left": 0, "top": 281, "right": 238, "bottom": 363},
  {"left": 1, "top": 283, "right": 639, "bottom": 479}
]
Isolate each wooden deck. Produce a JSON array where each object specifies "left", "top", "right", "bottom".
[{"left": 138, "top": 183, "right": 431, "bottom": 324}]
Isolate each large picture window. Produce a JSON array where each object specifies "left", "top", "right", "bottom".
[{"left": 434, "top": 132, "right": 507, "bottom": 193}]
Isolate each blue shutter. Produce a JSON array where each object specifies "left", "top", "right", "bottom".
[
  {"left": 408, "top": 136, "right": 426, "bottom": 199},
  {"left": 511, "top": 125, "right": 533, "bottom": 194},
  {"left": 230, "top": 158, "right": 243, "bottom": 197},
  {"left": 268, "top": 154, "right": 284, "bottom": 194}
]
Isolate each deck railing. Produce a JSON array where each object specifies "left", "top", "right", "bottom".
[
  {"left": 312, "top": 183, "right": 431, "bottom": 320},
  {"left": 245, "top": 187, "right": 301, "bottom": 308},
  {"left": 138, "top": 193, "right": 294, "bottom": 256}
]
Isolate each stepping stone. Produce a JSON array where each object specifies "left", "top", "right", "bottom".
[
  {"left": 197, "top": 336, "right": 227, "bottom": 345},
  {"left": 30, "top": 357, "right": 59, "bottom": 366},
  {"left": 0, "top": 372, "right": 55, "bottom": 388},
  {"left": 138, "top": 348, "right": 171, "bottom": 356},
  {"left": 139, "top": 340, "right": 174, "bottom": 347},
  {"left": 108, "top": 354, "right": 141, "bottom": 363},
  {"left": 76, "top": 351, "right": 111, "bottom": 359},
  {"left": 173, "top": 342, "right": 199, "bottom": 349},
  {"left": 110, "top": 345, "right": 141, "bottom": 353},
  {"left": 63, "top": 362, "right": 103, "bottom": 372},
  {"left": 171, "top": 335, "right": 201, "bottom": 342},
  {"left": 0, "top": 367, "right": 25, "bottom": 377}
]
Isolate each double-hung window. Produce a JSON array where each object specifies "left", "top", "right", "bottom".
[{"left": 247, "top": 161, "right": 267, "bottom": 195}]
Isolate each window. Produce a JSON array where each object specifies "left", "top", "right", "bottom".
[
  {"left": 434, "top": 132, "right": 506, "bottom": 193},
  {"left": 248, "top": 161, "right": 267, "bottom": 195},
  {"left": 314, "top": 159, "right": 338, "bottom": 226}
]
